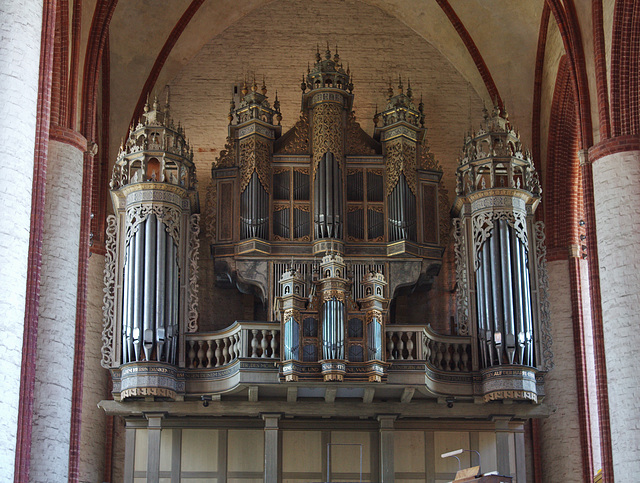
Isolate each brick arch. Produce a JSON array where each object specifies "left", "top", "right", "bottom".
[
  {"left": 610, "top": 0, "right": 640, "bottom": 137},
  {"left": 545, "top": 55, "right": 582, "bottom": 259}
]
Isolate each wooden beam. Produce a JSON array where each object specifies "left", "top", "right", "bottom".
[
  {"left": 363, "top": 387, "right": 375, "bottom": 404},
  {"left": 324, "top": 388, "right": 337, "bottom": 403},
  {"left": 248, "top": 386, "right": 259, "bottom": 402},
  {"left": 400, "top": 387, "right": 415, "bottom": 404},
  {"left": 287, "top": 387, "right": 298, "bottom": 403}
]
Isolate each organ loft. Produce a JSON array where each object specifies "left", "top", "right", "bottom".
[{"left": 100, "top": 47, "right": 553, "bottom": 481}]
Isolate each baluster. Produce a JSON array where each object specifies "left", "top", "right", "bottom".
[
  {"left": 461, "top": 344, "right": 469, "bottom": 371},
  {"left": 234, "top": 333, "right": 241, "bottom": 360},
  {"left": 452, "top": 343, "right": 460, "bottom": 371},
  {"left": 206, "top": 339, "right": 214, "bottom": 368},
  {"left": 251, "top": 330, "right": 259, "bottom": 357},
  {"left": 435, "top": 342, "right": 443, "bottom": 369},
  {"left": 406, "top": 331, "right": 414, "bottom": 360},
  {"left": 223, "top": 337, "right": 230, "bottom": 364},
  {"left": 214, "top": 339, "right": 222, "bottom": 367},
  {"left": 196, "top": 341, "right": 205, "bottom": 369},
  {"left": 270, "top": 330, "right": 278, "bottom": 358},
  {"left": 387, "top": 331, "right": 395, "bottom": 360},
  {"left": 397, "top": 333, "right": 405, "bottom": 360},
  {"left": 188, "top": 340, "right": 196, "bottom": 368},
  {"left": 261, "top": 329, "right": 269, "bottom": 358},
  {"left": 424, "top": 337, "right": 431, "bottom": 361},
  {"left": 443, "top": 343, "right": 452, "bottom": 371}
]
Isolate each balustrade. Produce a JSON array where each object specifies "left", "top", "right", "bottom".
[
  {"left": 385, "top": 325, "right": 472, "bottom": 372},
  {"left": 185, "top": 322, "right": 280, "bottom": 369}
]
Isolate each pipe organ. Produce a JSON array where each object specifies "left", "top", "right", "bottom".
[
  {"left": 101, "top": 95, "right": 200, "bottom": 392},
  {"left": 451, "top": 105, "right": 552, "bottom": 401},
  {"left": 101, "top": 46, "right": 549, "bottom": 408}
]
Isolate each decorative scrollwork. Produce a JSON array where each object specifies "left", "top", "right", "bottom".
[
  {"left": 125, "top": 204, "right": 181, "bottom": 248},
  {"left": 312, "top": 102, "right": 344, "bottom": 178},
  {"left": 365, "top": 310, "right": 383, "bottom": 324},
  {"left": 216, "top": 136, "right": 236, "bottom": 168},
  {"left": 346, "top": 112, "right": 376, "bottom": 155},
  {"left": 385, "top": 138, "right": 417, "bottom": 195},
  {"left": 239, "top": 137, "right": 271, "bottom": 193},
  {"left": 204, "top": 180, "right": 217, "bottom": 244},
  {"left": 452, "top": 218, "right": 469, "bottom": 336},
  {"left": 101, "top": 215, "right": 117, "bottom": 368},
  {"left": 535, "top": 221, "right": 553, "bottom": 371},
  {"left": 420, "top": 138, "right": 442, "bottom": 171},
  {"left": 187, "top": 214, "right": 200, "bottom": 333},
  {"left": 284, "top": 308, "right": 301, "bottom": 323},
  {"left": 438, "top": 182, "right": 451, "bottom": 247},
  {"left": 279, "top": 112, "right": 310, "bottom": 154},
  {"left": 471, "top": 210, "right": 528, "bottom": 270}
]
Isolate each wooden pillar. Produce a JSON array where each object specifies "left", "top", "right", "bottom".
[
  {"left": 378, "top": 414, "right": 397, "bottom": 482},
  {"left": 124, "top": 425, "right": 136, "bottom": 483},
  {"left": 145, "top": 412, "right": 165, "bottom": 483},
  {"left": 262, "top": 413, "right": 281, "bottom": 482},
  {"left": 493, "top": 416, "right": 512, "bottom": 476}
]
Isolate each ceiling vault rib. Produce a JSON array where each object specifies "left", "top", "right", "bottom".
[{"left": 434, "top": 0, "right": 503, "bottom": 110}]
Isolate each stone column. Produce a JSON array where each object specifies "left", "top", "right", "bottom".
[
  {"left": 378, "top": 414, "right": 396, "bottom": 482},
  {"left": 0, "top": 0, "right": 43, "bottom": 477},
  {"left": 539, "top": 259, "right": 584, "bottom": 482},
  {"left": 592, "top": 148, "right": 640, "bottom": 476},
  {"left": 29, "top": 135, "right": 84, "bottom": 482},
  {"left": 262, "top": 413, "right": 281, "bottom": 482}
]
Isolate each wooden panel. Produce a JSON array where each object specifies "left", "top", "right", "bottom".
[
  {"left": 219, "top": 181, "right": 235, "bottom": 241},
  {"left": 422, "top": 183, "right": 438, "bottom": 244}
]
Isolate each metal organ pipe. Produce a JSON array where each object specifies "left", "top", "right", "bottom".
[
  {"left": 367, "top": 316, "right": 382, "bottom": 360},
  {"left": 143, "top": 214, "right": 157, "bottom": 360},
  {"left": 132, "top": 221, "right": 145, "bottom": 361},
  {"left": 475, "top": 219, "right": 536, "bottom": 368},
  {"left": 314, "top": 153, "right": 342, "bottom": 239},
  {"left": 241, "top": 172, "right": 268, "bottom": 240},
  {"left": 322, "top": 298, "right": 345, "bottom": 360},
  {"left": 155, "top": 219, "right": 167, "bottom": 361}
]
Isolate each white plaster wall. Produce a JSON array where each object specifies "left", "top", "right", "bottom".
[
  {"left": 29, "top": 140, "right": 83, "bottom": 483},
  {"left": 0, "top": 0, "right": 43, "bottom": 478},
  {"left": 78, "top": 254, "right": 108, "bottom": 482},
  {"left": 540, "top": 260, "right": 583, "bottom": 482},
  {"left": 593, "top": 150, "right": 640, "bottom": 477}
]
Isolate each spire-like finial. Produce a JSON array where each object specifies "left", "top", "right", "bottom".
[
  {"left": 165, "top": 86, "right": 171, "bottom": 109},
  {"left": 144, "top": 93, "right": 150, "bottom": 112},
  {"left": 334, "top": 44, "right": 340, "bottom": 62},
  {"left": 407, "top": 79, "right": 413, "bottom": 98},
  {"left": 242, "top": 78, "right": 248, "bottom": 96},
  {"left": 251, "top": 75, "right": 258, "bottom": 92},
  {"left": 387, "top": 79, "right": 394, "bottom": 99},
  {"left": 373, "top": 104, "right": 380, "bottom": 127},
  {"left": 316, "top": 44, "right": 321, "bottom": 62},
  {"left": 346, "top": 63, "right": 350, "bottom": 76},
  {"left": 397, "top": 75, "right": 403, "bottom": 94},
  {"left": 325, "top": 41, "right": 331, "bottom": 60},
  {"left": 261, "top": 75, "right": 267, "bottom": 95},
  {"left": 153, "top": 94, "right": 159, "bottom": 111},
  {"left": 301, "top": 74, "right": 307, "bottom": 92}
]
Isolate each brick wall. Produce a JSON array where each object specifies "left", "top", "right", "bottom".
[
  {"left": 0, "top": 0, "right": 43, "bottom": 477},
  {"left": 592, "top": 149, "right": 640, "bottom": 476},
  {"left": 29, "top": 139, "right": 83, "bottom": 482},
  {"left": 540, "top": 260, "right": 583, "bottom": 482}
]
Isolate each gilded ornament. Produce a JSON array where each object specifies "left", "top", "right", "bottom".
[
  {"left": 239, "top": 137, "right": 271, "bottom": 194},
  {"left": 346, "top": 112, "right": 376, "bottom": 155},
  {"left": 216, "top": 136, "right": 237, "bottom": 168},
  {"left": 420, "top": 139, "right": 442, "bottom": 171},
  {"left": 385, "top": 138, "right": 417, "bottom": 195},
  {"left": 279, "top": 113, "right": 310, "bottom": 154},
  {"left": 312, "top": 102, "right": 344, "bottom": 178}
]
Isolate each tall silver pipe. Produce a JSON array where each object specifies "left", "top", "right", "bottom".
[
  {"left": 481, "top": 239, "right": 495, "bottom": 366},
  {"left": 333, "top": 160, "right": 341, "bottom": 238},
  {"left": 475, "top": 261, "right": 488, "bottom": 367},
  {"left": 155, "top": 219, "right": 167, "bottom": 361},
  {"left": 510, "top": 228, "right": 526, "bottom": 365},
  {"left": 489, "top": 231, "right": 503, "bottom": 364},
  {"left": 121, "top": 240, "right": 132, "bottom": 363},
  {"left": 132, "top": 221, "right": 145, "bottom": 361},
  {"left": 520, "top": 242, "right": 534, "bottom": 366},
  {"left": 499, "top": 220, "right": 516, "bottom": 364},
  {"left": 165, "top": 237, "right": 175, "bottom": 364},
  {"left": 325, "top": 154, "right": 333, "bottom": 236},
  {"left": 171, "top": 239, "right": 179, "bottom": 365},
  {"left": 143, "top": 214, "right": 157, "bottom": 360}
]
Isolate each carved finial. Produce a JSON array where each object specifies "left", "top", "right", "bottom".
[
  {"left": 261, "top": 75, "right": 267, "bottom": 95},
  {"left": 325, "top": 41, "right": 331, "bottom": 60},
  {"left": 346, "top": 63, "right": 350, "bottom": 76},
  {"left": 242, "top": 78, "right": 248, "bottom": 96},
  {"left": 398, "top": 75, "right": 403, "bottom": 94},
  {"left": 407, "top": 79, "right": 412, "bottom": 98},
  {"left": 144, "top": 93, "right": 150, "bottom": 112},
  {"left": 334, "top": 44, "right": 340, "bottom": 62},
  {"left": 373, "top": 105, "right": 379, "bottom": 127},
  {"left": 316, "top": 44, "right": 321, "bottom": 62},
  {"left": 252, "top": 75, "right": 258, "bottom": 92},
  {"left": 301, "top": 74, "right": 307, "bottom": 92},
  {"left": 153, "top": 94, "right": 159, "bottom": 111},
  {"left": 387, "top": 79, "right": 394, "bottom": 99}
]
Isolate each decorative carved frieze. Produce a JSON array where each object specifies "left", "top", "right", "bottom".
[
  {"left": 385, "top": 138, "right": 417, "bottom": 195},
  {"left": 239, "top": 137, "right": 271, "bottom": 193},
  {"left": 312, "top": 102, "right": 344, "bottom": 178}
]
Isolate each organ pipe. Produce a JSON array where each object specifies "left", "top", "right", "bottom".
[
  {"left": 322, "top": 298, "right": 345, "bottom": 359},
  {"left": 314, "top": 153, "right": 343, "bottom": 239},
  {"left": 241, "top": 172, "right": 269, "bottom": 240},
  {"left": 388, "top": 173, "right": 416, "bottom": 241}
]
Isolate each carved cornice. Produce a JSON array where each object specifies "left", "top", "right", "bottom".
[
  {"left": 385, "top": 138, "right": 417, "bottom": 195},
  {"left": 239, "top": 137, "right": 271, "bottom": 193},
  {"left": 312, "top": 102, "right": 344, "bottom": 178}
]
